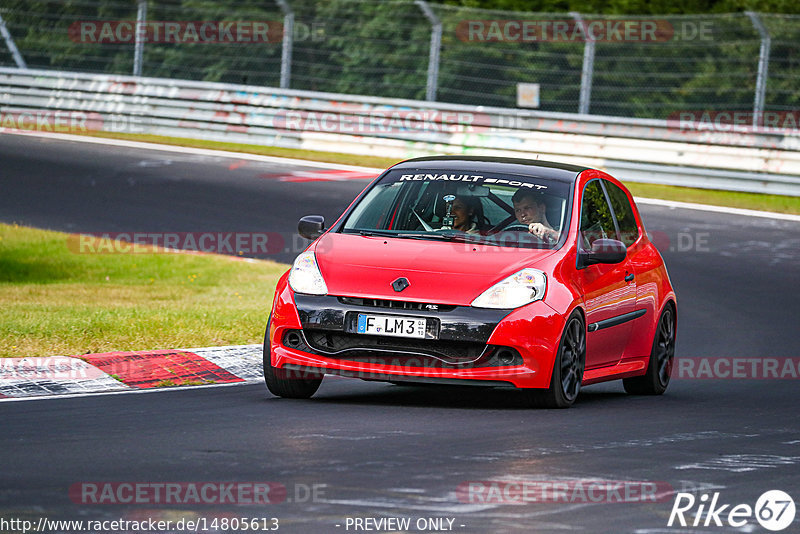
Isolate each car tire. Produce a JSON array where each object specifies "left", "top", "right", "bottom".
[
  {"left": 527, "top": 311, "right": 586, "bottom": 408},
  {"left": 623, "top": 303, "right": 676, "bottom": 395},
  {"left": 263, "top": 318, "right": 323, "bottom": 399}
]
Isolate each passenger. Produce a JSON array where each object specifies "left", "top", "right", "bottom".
[
  {"left": 511, "top": 189, "right": 559, "bottom": 242},
  {"left": 451, "top": 195, "right": 486, "bottom": 234}
]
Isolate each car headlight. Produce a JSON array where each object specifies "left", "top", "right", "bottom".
[
  {"left": 471, "top": 268, "right": 546, "bottom": 309},
  {"left": 288, "top": 251, "right": 328, "bottom": 295}
]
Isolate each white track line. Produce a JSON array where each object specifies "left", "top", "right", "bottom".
[
  {"left": 5, "top": 130, "right": 384, "bottom": 173},
  {"left": 5, "top": 130, "right": 797, "bottom": 221}
]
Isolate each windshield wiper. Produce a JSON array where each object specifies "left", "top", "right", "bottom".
[
  {"left": 396, "top": 232, "right": 481, "bottom": 243},
  {"left": 348, "top": 229, "right": 482, "bottom": 244},
  {"left": 395, "top": 232, "right": 449, "bottom": 240},
  {"left": 350, "top": 229, "right": 399, "bottom": 237}
]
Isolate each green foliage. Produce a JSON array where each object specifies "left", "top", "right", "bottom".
[
  {"left": 442, "top": 0, "right": 800, "bottom": 15},
  {"left": 291, "top": 0, "right": 430, "bottom": 97},
  {"left": 1, "top": 1, "right": 797, "bottom": 119}
]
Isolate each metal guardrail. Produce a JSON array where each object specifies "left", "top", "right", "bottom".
[
  {"left": 1, "top": 67, "right": 799, "bottom": 196},
  {"left": 4, "top": 3, "right": 800, "bottom": 120}
]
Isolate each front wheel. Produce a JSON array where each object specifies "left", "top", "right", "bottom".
[
  {"left": 263, "top": 320, "right": 323, "bottom": 399},
  {"left": 623, "top": 304, "right": 676, "bottom": 395},
  {"left": 527, "top": 311, "right": 586, "bottom": 408}
]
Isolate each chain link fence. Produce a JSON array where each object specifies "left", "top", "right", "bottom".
[{"left": 1, "top": 0, "right": 798, "bottom": 121}]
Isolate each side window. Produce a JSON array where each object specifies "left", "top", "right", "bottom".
[
  {"left": 580, "top": 180, "right": 618, "bottom": 249},
  {"left": 604, "top": 180, "right": 639, "bottom": 247},
  {"left": 344, "top": 182, "right": 403, "bottom": 230}
]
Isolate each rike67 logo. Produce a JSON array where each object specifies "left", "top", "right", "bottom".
[{"left": 668, "top": 490, "right": 795, "bottom": 531}]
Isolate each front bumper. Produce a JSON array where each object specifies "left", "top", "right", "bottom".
[{"left": 268, "top": 276, "right": 564, "bottom": 389}]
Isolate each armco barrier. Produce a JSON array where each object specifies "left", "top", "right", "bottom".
[{"left": 1, "top": 67, "right": 799, "bottom": 195}]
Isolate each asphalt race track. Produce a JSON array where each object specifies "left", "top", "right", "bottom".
[{"left": 2, "top": 133, "right": 799, "bottom": 533}]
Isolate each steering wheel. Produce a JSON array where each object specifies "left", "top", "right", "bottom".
[{"left": 500, "top": 223, "right": 549, "bottom": 243}]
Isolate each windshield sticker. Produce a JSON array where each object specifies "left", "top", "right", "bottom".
[
  {"left": 398, "top": 174, "right": 548, "bottom": 189},
  {"left": 484, "top": 177, "right": 547, "bottom": 189}
]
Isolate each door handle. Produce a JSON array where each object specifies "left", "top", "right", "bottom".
[{"left": 624, "top": 272, "right": 635, "bottom": 282}]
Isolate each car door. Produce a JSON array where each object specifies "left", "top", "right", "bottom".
[{"left": 578, "top": 179, "right": 638, "bottom": 369}]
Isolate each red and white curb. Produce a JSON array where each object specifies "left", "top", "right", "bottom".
[{"left": 0, "top": 345, "right": 263, "bottom": 399}]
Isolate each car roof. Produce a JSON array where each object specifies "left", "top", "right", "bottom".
[{"left": 390, "top": 156, "right": 590, "bottom": 183}]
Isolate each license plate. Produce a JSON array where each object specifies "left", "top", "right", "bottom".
[{"left": 356, "top": 314, "right": 427, "bottom": 339}]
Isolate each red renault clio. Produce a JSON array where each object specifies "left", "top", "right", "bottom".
[{"left": 264, "top": 156, "right": 676, "bottom": 407}]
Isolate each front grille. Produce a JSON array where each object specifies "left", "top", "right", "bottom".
[
  {"left": 338, "top": 297, "right": 455, "bottom": 313},
  {"left": 307, "top": 330, "right": 484, "bottom": 363},
  {"left": 294, "top": 294, "right": 511, "bottom": 345},
  {"left": 282, "top": 329, "right": 523, "bottom": 368}
]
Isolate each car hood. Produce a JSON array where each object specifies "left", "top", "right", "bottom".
[{"left": 312, "top": 232, "right": 558, "bottom": 306}]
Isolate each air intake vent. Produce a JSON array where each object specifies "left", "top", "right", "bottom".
[{"left": 338, "top": 297, "right": 455, "bottom": 312}]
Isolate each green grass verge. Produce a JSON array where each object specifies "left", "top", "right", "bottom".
[
  {"left": 0, "top": 223, "right": 287, "bottom": 358},
  {"left": 626, "top": 182, "right": 800, "bottom": 215},
  {"left": 81, "top": 131, "right": 799, "bottom": 215}
]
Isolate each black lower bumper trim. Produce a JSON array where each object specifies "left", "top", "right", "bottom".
[{"left": 281, "top": 329, "right": 524, "bottom": 368}]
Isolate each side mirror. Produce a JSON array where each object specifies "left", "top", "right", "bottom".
[
  {"left": 578, "top": 238, "right": 626, "bottom": 268},
  {"left": 298, "top": 215, "right": 325, "bottom": 240}
]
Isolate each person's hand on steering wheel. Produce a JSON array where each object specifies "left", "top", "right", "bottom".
[{"left": 528, "top": 222, "right": 558, "bottom": 243}]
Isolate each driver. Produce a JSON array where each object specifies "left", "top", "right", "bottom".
[
  {"left": 512, "top": 189, "right": 559, "bottom": 242},
  {"left": 451, "top": 195, "right": 484, "bottom": 234}
]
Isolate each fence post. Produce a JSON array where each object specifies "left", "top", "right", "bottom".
[
  {"left": 415, "top": 0, "right": 441, "bottom": 102},
  {"left": 570, "top": 12, "right": 595, "bottom": 115},
  {"left": 0, "top": 13, "right": 27, "bottom": 69},
  {"left": 133, "top": 0, "right": 147, "bottom": 76},
  {"left": 745, "top": 11, "right": 770, "bottom": 128},
  {"left": 276, "top": 0, "right": 294, "bottom": 89}
]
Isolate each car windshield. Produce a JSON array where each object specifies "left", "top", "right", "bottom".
[{"left": 341, "top": 169, "right": 572, "bottom": 249}]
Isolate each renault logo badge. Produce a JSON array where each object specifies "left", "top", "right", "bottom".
[{"left": 392, "top": 277, "right": 410, "bottom": 292}]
